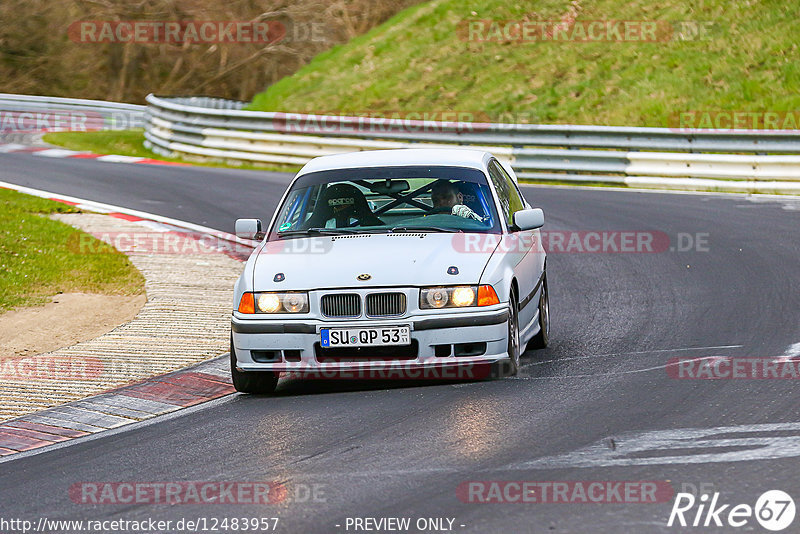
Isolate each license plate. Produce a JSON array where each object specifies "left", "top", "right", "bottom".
[{"left": 320, "top": 326, "right": 411, "bottom": 348}]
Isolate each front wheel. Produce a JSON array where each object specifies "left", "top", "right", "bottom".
[
  {"left": 230, "top": 338, "right": 279, "bottom": 394},
  {"left": 529, "top": 273, "right": 550, "bottom": 349},
  {"left": 495, "top": 289, "right": 521, "bottom": 377}
]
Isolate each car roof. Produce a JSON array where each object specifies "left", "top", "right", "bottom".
[{"left": 297, "top": 148, "right": 493, "bottom": 175}]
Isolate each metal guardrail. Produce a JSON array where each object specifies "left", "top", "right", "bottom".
[
  {"left": 0, "top": 93, "right": 146, "bottom": 132},
  {"left": 3, "top": 93, "right": 797, "bottom": 194},
  {"left": 143, "top": 94, "right": 800, "bottom": 194}
]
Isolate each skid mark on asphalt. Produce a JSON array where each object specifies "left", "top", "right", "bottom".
[
  {"left": 520, "top": 344, "right": 744, "bottom": 369},
  {"left": 513, "top": 356, "right": 720, "bottom": 380}
]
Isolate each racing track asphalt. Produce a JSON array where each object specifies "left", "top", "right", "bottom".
[{"left": 1, "top": 152, "right": 800, "bottom": 533}]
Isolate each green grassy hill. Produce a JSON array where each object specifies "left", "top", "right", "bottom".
[{"left": 249, "top": 0, "right": 800, "bottom": 127}]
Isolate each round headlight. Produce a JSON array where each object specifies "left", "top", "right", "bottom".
[
  {"left": 257, "top": 293, "right": 282, "bottom": 313},
  {"left": 451, "top": 286, "right": 476, "bottom": 307},
  {"left": 283, "top": 293, "right": 305, "bottom": 313},
  {"left": 425, "top": 288, "right": 449, "bottom": 308}
]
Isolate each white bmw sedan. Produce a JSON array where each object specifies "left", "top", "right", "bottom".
[{"left": 231, "top": 148, "right": 549, "bottom": 393}]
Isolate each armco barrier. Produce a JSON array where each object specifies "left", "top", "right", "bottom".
[
  {"left": 143, "top": 95, "right": 800, "bottom": 193},
  {"left": 4, "top": 93, "right": 800, "bottom": 193},
  {"left": 0, "top": 93, "right": 145, "bottom": 132}
]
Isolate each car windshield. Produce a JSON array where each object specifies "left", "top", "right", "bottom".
[{"left": 269, "top": 165, "right": 501, "bottom": 238}]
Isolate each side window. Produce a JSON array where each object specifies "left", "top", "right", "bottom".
[
  {"left": 497, "top": 163, "right": 527, "bottom": 212},
  {"left": 488, "top": 160, "right": 524, "bottom": 228}
]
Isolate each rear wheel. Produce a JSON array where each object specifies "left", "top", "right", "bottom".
[
  {"left": 529, "top": 273, "right": 550, "bottom": 349},
  {"left": 230, "top": 337, "right": 279, "bottom": 394}
]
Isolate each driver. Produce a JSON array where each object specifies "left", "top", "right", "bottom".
[{"left": 430, "top": 180, "right": 484, "bottom": 221}]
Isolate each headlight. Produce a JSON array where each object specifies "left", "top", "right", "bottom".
[
  {"left": 238, "top": 292, "right": 309, "bottom": 314},
  {"left": 282, "top": 293, "right": 307, "bottom": 313},
  {"left": 424, "top": 287, "right": 450, "bottom": 308},
  {"left": 451, "top": 286, "right": 476, "bottom": 307},
  {"left": 257, "top": 293, "right": 282, "bottom": 313},
  {"left": 419, "top": 285, "right": 499, "bottom": 309}
]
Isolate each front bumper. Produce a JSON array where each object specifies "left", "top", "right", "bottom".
[{"left": 231, "top": 306, "right": 509, "bottom": 374}]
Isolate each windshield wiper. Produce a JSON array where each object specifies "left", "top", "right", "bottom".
[
  {"left": 277, "top": 227, "right": 359, "bottom": 237},
  {"left": 388, "top": 226, "right": 461, "bottom": 233}
]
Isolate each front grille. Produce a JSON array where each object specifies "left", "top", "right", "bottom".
[
  {"left": 366, "top": 292, "right": 406, "bottom": 317},
  {"left": 320, "top": 293, "right": 361, "bottom": 318}
]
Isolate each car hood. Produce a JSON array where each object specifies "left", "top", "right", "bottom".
[{"left": 253, "top": 233, "right": 496, "bottom": 290}]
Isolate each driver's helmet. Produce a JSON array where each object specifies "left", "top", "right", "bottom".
[{"left": 305, "top": 183, "right": 382, "bottom": 228}]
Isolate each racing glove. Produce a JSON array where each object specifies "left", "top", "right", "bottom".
[{"left": 451, "top": 204, "right": 484, "bottom": 221}]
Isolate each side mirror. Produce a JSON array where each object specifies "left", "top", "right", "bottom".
[
  {"left": 235, "top": 218, "right": 264, "bottom": 240},
  {"left": 513, "top": 208, "right": 544, "bottom": 231}
]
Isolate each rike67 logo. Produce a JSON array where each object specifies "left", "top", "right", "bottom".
[{"left": 668, "top": 490, "right": 795, "bottom": 531}]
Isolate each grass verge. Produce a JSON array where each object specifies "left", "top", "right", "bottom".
[
  {"left": 43, "top": 129, "right": 156, "bottom": 159},
  {"left": 0, "top": 188, "right": 144, "bottom": 312},
  {"left": 520, "top": 179, "right": 625, "bottom": 188}
]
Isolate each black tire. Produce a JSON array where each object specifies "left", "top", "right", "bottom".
[
  {"left": 529, "top": 273, "right": 550, "bottom": 350},
  {"left": 493, "top": 288, "right": 521, "bottom": 378},
  {"left": 230, "top": 338, "right": 279, "bottom": 394}
]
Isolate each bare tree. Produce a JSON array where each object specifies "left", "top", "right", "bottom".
[{"left": 0, "top": 0, "right": 420, "bottom": 103}]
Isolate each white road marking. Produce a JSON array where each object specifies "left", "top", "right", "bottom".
[
  {"left": 774, "top": 342, "right": 800, "bottom": 364},
  {"left": 510, "top": 421, "right": 800, "bottom": 468},
  {"left": 744, "top": 195, "right": 800, "bottom": 211},
  {"left": 0, "top": 143, "right": 27, "bottom": 153},
  {"left": 32, "top": 148, "right": 83, "bottom": 158},
  {"left": 95, "top": 154, "right": 146, "bottom": 163},
  {"left": 0, "top": 180, "right": 253, "bottom": 248}
]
